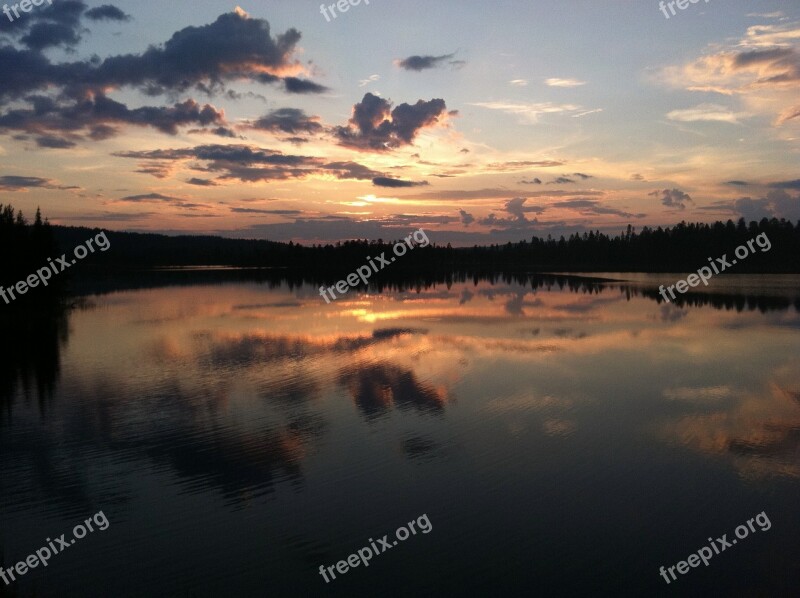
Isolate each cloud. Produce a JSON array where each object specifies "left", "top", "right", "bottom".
[
  {"left": 509, "top": 79, "right": 528, "bottom": 86},
  {"left": 250, "top": 108, "right": 323, "bottom": 135},
  {"left": 545, "top": 78, "right": 586, "bottom": 87},
  {"left": 119, "top": 193, "right": 177, "bottom": 202},
  {"left": 486, "top": 160, "right": 564, "bottom": 171},
  {"left": 35, "top": 135, "right": 77, "bottom": 148},
  {"left": 660, "top": 24, "right": 800, "bottom": 124},
  {"left": 556, "top": 199, "right": 644, "bottom": 219},
  {"left": 405, "top": 188, "right": 604, "bottom": 201},
  {"left": 520, "top": 178, "right": 542, "bottom": 185},
  {"left": 776, "top": 104, "right": 800, "bottom": 124},
  {"left": 0, "top": 10, "right": 327, "bottom": 102},
  {"left": 0, "top": 175, "right": 78, "bottom": 191},
  {"left": 230, "top": 207, "right": 301, "bottom": 215},
  {"left": 573, "top": 172, "right": 593, "bottom": 180},
  {"left": 113, "top": 143, "right": 383, "bottom": 183},
  {"left": 649, "top": 188, "right": 693, "bottom": 210},
  {"left": 85, "top": 5, "right": 131, "bottom": 21},
  {"left": 372, "top": 177, "right": 429, "bottom": 188},
  {"left": 0, "top": 94, "right": 227, "bottom": 143},
  {"left": 358, "top": 74, "right": 380, "bottom": 87},
  {"left": 731, "top": 189, "right": 800, "bottom": 220},
  {"left": 334, "top": 93, "right": 449, "bottom": 151},
  {"left": 470, "top": 101, "right": 595, "bottom": 123},
  {"left": 395, "top": 53, "right": 458, "bottom": 71},
  {"left": 186, "top": 178, "right": 218, "bottom": 186},
  {"left": 3, "top": 0, "right": 90, "bottom": 50},
  {"left": 768, "top": 179, "right": 800, "bottom": 190},
  {"left": 572, "top": 108, "right": 603, "bottom": 118},
  {"left": 549, "top": 177, "right": 575, "bottom": 184},
  {"left": 459, "top": 209, "right": 475, "bottom": 226},
  {"left": 667, "top": 103, "right": 750, "bottom": 124},
  {"left": 505, "top": 197, "right": 547, "bottom": 220},
  {"left": 0, "top": 12, "right": 305, "bottom": 144},
  {"left": 725, "top": 180, "right": 750, "bottom": 186},
  {"left": 282, "top": 77, "right": 329, "bottom": 94}
]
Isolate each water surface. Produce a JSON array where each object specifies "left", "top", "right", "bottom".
[{"left": 2, "top": 274, "right": 800, "bottom": 597}]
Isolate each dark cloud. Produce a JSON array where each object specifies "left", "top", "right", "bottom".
[
  {"left": 21, "top": 22, "right": 82, "bottom": 50},
  {"left": 119, "top": 193, "right": 178, "bottom": 202},
  {"left": 477, "top": 213, "right": 538, "bottom": 229},
  {"left": 251, "top": 108, "right": 323, "bottom": 135},
  {"left": 649, "top": 188, "right": 693, "bottom": 210},
  {"left": 730, "top": 189, "right": 800, "bottom": 221},
  {"left": 35, "top": 135, "right": 77, "bottom": 148},
  {"left": 396, "top": 53, "right": 457, "bottom": 71},
  {"left": 405, "top": 188, "right": 605, "bottom": 201},
  {"left": 113, "top": 144, "right": 383, "bottom": 183},
  {"left": 506, "top": 197, "right": 547, "bottom": 220},
  {"left": 2, "top": 0, "right": 88, "bottom": 49},
  {"left": 0, "top": 93, "right": 226, "bottom": 143},
  {"left": 0, "top": 175, "right": 77, "bottom": 191},
  {"left": 186, "top": 178, "right": 218, "bottom": 186},
  {"left": 0, "top": 10, "right": 327, "bottom": 146},
  {"left": 135, "top": 163, "right": 173, "bottom": 179},
  {"left": 282, "top": 77, "right": 329, "bottom": 94},
  {"left": 725, "top": 180, "right": 750, "bottom": 186},
  {"left": 549, "top": 177, "right": 575, "bottom": 184},
  {"left": 520, "top": 178, "right": 542, "bottom": 185},
  {"left": 334, "top": 93, "right": 448, "bottom": 151},
  {"left": 573, "top": 172, "right": 593, "bottom": 180},
  {"left": 768, "top": 179, "right": 800, "bottom": 190},
  {"left": 84, "top": 5, "right": 131, "bottom": 21},
  {"left": 218, "top": 213, "right": 587, "bottom": 245},
  {"left": 115, "top": 193, "right": 208, "bottom": 211},
  {"left": 459, "top": 209, "right": 475, "bottom": 226},
  {"left": 62, "top": 211, "right": 156, "bottom": 222},
  {"left": 372, "top": 177, "right": 429, "bottom": 188},
  {"left": 83, "top": 11, "right": 318, "bottom": 95},
  {"left": 230, "top": 208, "right": 301, "bottom": 215},
  {"left": 472, "top": 197, "right": 548, "bottom": 229},
  {"left": 557, "top": 199, "right": 644, "bottom": 219}
]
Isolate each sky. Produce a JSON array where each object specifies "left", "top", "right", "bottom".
[{"left": 0, "top": 0, "right": 798, "bottom": 245}]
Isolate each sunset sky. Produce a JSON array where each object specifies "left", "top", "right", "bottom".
[{"left": 0, "top": 0, "right": 798, "bottom": 245}]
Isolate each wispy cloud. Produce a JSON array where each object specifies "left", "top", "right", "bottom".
[
  {"left": 667, "top": 103, "right": 750, "bottom": 124},
  {"left": 545, "top": 78, "right": 586, "bottom": 87},
  {"left": 470, "top": 101, "right": 592, "bottom": 123}
]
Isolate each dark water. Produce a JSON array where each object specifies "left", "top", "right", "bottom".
[{"left": 2, "top": 273, "right": 800, "bottom": 597}]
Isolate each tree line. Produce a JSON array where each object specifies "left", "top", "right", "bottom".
[{"left": 2, "top": 204, "right": 799, "bottom": 279}]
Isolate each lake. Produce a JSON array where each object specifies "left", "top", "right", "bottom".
[{"left": 2, "top": 273, "right": 800, "bottom": 597}]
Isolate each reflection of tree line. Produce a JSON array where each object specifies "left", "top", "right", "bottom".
[
  {"left": 0, "top": 306, "right": 69, "bottom": 422},
  {"left": 67, "top": 268, "right": 800, "bottom": 314}
]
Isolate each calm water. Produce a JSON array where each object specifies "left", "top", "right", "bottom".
[{"left": 2, "top": 274, "right": 800, "bottom": 597}]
